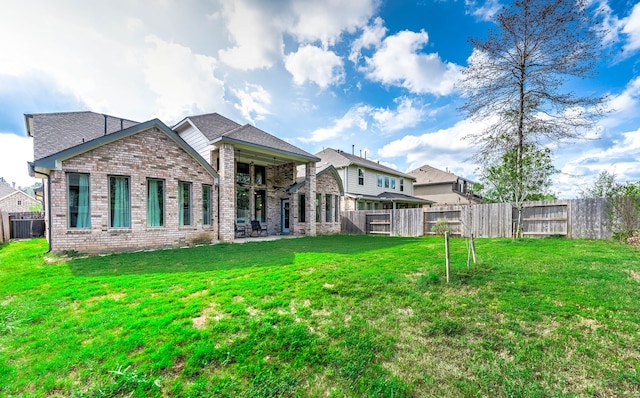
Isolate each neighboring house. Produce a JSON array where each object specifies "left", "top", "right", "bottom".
[
  {"left": 316, "top": 148, "right": 430, "bottom": 210},
  {"left": 408, "top": 164, "right": 482, "bottom": 205},
  {"left": 27, "top": 112, "right": 219, "bottom": 253},
  {"left": 290, "top": 164, "right": 344, "bottom": 235},
  {"left": 173, "top": 113, "right": 322, "bottom": 241},
  {"left": 0, "top": 181, "right": 41, "bottom": 213}
]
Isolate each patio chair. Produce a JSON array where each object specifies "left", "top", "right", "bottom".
[
  {"left": 250, "top": 220, "right": 268, "bottom": 237},
  {"left": 235, "top": 222, "right": 245, "bottom": 238}
]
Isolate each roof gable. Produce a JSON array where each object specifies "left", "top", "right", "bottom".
[
  {"left": 175, "top": 113, "right": 242, "bottom": 140},
  {"left": 32, "top": 119, "right": 218, "bottom": 179},
  {"left": 0, "top": 181, "right": 19, "bottom": 199},
  {"left": 316, "top": 148, "right": 415, "bottom": 180}
]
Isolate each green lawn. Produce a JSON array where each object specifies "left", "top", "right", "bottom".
[{"left": 0, "top": 235, "right": 639, "bottom": 397}]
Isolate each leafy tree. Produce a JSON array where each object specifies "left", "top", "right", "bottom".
[
  {"left": 459, "top": 0, "right": 607, "bottom": 179},
  {"left": 579, "top": 170, "right": 617, "bottom": 199},
  {"left": 582, "top": 171, "right": 640, "bottom": 241},
  {"left": 478, "top": 144, "right": 555, "bottom": 237}
]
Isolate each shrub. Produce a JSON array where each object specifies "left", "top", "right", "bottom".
[{"left": 431, "top": 219, "right": 451, "bottom": 236}]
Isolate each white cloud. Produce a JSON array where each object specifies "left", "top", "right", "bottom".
[
  {"left": 218, "top": 0, "right": 377, "bottom": 71},
  {"left": 217, "top": 0, "right": 285, "bottom": 70},
  {"left": 289, "top": 0, "right": 377, "bottom": 48},
  {"left": 231, "top": 83, "right": 272, "bottom": 124},
  {"left": 142, "top": 35, "right": 226, "bottom": 122},
  {"left": 284, "top": 46, "right": 345, "bottom": 88},
  {"left": 622, "top": 2, "right": 640, "bottom": 53},
  {"left": 556, "top": 127, "right": 640, "bottom": 197},
  {"left": 465, "top": 0, "right": 501, "bottom": 21},
  {"left": 0, "top": 133, "right": 39, "bottom": 188},
  {"left": 377, "top": 118, "right": 485, "bottom": 177},
  {"left": 602, "top": 76, "right": 640, "bottom": 128},
  {"left": 0, "top": 1, "right": 230, "bottom": 123},
  {"left": 301, "top": 105, "right": 372, "bottom": 143},
  {"left": 349, "top": 17, "right": 387, "bottom": 64},
  {"left": 372, "top": 97, "right": 424, "bottom": 133},
  {"left": 362, "top": 30, "right": 462, "bottom": 96}
]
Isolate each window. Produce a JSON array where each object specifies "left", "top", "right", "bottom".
[
  {"left": 17, "top": 200, "right": 22, "bottom": 206},
  {"left": 109, "top": 176, "right": 130, "bottom": 228},
  {"left": 357, "top": 201, "right": 364, "bottom": 210},
  {"left": 178, "top": 181, "right": 192, "bottom": 226},
  {"left": 391, "top": 178, "right": 396, "bottom": 190},
  {"left": 377, "top": 175, "right": 383, "bottom": 187},
  {"left": 400, "top": 178, "right": 404, "bottom": 192},
  {"left": 384, "top": 176, "right": 390, "bottom": 188},
  {"left": 358, "top": 168, "right": 364, "bottom": 185},
  {"left": 325, "top": 194, "right": 332, "bottom": 222},
  {"left": 202, "top": 184, "right": 212, "bottom": 225},
  {"left": 67, "top": 173, "right": 90, "bottom": 229},
  {"left": 236, "top": 186, "right": 250, "bottom": 223},
  {"left": 147, "top": 178, "right": 164, "bottom": 227},
  {"left": 334, "top": 195, "right": 339, "bottom": 222},
  {"left": 254, "top": 189, "right": 266, "bottom": 222},
  {"left": 298, "top": 194, "right": 306, "bottom": 222},
  {"left": 254, "top": 165, "right": 265, "bottom": 185},
  {"left": 316, "top": 193, "right": 321, "bottom": 222},
  {"left": 237, "top": 162, "right": 250, "bottom": 184}
]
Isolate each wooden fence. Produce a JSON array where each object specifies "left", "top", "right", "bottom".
[
  {"left": 342, "top": 198, "right": 622, "bottom": 240},
  {"left": 342, "top": 208, "right": 424, "bottom": 237},
  {"left": 0, "top": 211, "right": 45, "bottom": 243},
  {"left": 0, "top": 210, "right": 9, "bottom": 243}
]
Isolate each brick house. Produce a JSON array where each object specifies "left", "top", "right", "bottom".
[
  {"left": 408, "top": 164, "right": 482, "bottom": 205},
  {"left": 172, "top": 113, "right": 322, "bottom": 241},
  {"left": 27, "top": 111, "right": 339, "bottom": 253},
  {"left": 290, "top": 164, "right": 344, "bottom": 235},
  {"left": 315, "top": 148, "right": 430, "bottom": 210},
  {"left": 0, "top": 181, "right": 41, "bottom": 213},
  {"left": 27, "top": 112, "right": 218, "bottom": 253}
]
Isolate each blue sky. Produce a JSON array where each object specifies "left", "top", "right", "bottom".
[{"left": 1, "top": 0, "right": 639, "bottom": 198}]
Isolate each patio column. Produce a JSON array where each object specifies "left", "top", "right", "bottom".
[
  {"left": 219, "top": 143, "right": 235, "bottom": 241},
  {"left": 305, "top": 161, "right": 316, "bottom": 236}
]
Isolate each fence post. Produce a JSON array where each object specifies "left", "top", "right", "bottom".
[{"left": 445, "top": 231, "right": 450, "bottom": 283}]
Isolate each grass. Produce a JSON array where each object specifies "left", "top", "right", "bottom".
[{"left": 0, "top": 235, "right": 639, "bottom": 397}]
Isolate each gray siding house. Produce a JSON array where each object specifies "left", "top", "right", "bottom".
[
  {"left": 408, "top": 165, "right": 482, "bottom": 205},
  {"left": 316, "top": 148, "right": 430, "bottom": 210}
]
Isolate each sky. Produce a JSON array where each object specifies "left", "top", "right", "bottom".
[{"left": 1, "top": 0, "right": 639, "bottom": 198}]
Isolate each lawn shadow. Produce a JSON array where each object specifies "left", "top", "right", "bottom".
[{"left": 67, "top": 235, "right": 424, "bottom": 277}]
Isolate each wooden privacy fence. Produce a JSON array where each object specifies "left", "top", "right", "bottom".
[
  {"left": 342, "top": 198, "right": 618, "bottom": 239},
  {"left": 0, "top": 211, "right": 45, "bottom": 243},
  {"left": 342, "top": 208, "right": 424, "bottom": 237}
]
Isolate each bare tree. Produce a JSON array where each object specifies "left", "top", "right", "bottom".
[{"left": 458, "top": 0, "right": 608, "bottom": 169}]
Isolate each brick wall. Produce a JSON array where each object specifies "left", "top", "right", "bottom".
[
  {"left": 48, "top": 127, "right": 217, "bottom": 253},
  {"left": 294, "top": 168, "right": 340, "bottom": 235}
]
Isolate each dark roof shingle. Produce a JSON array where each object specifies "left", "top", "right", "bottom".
[{"left": 27, "top": 111, "right": 139, "bottom": 160}]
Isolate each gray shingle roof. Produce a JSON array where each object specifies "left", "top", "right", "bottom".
[
  {"left": 32, "top": 119, "right": 218, "bottom": 179},
  {"left": 26, "top": 111, "right": 139, "bottom": 160},
  {"left": 221, "top": 124, "right": 317, "bottom": 160},
  {"left": 184, "top": 113, "right": 242, "bottom": 140},
  {"left": 316, "top": 148, "right": 416, "bottom": 179},
  {"left": 0, "top": 181, "right": 17, "bottom": 199},
  {"left": 408, "top": 165, "right": 461, "bottom": 185}
]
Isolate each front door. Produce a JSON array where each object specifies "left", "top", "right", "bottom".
[{"left": 281, "top": 199, "right": 290, "bottom": 234}]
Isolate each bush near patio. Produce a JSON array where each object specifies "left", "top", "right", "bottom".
[{"left": 0, "top": 236, "right": 639, "bottom": 397}]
